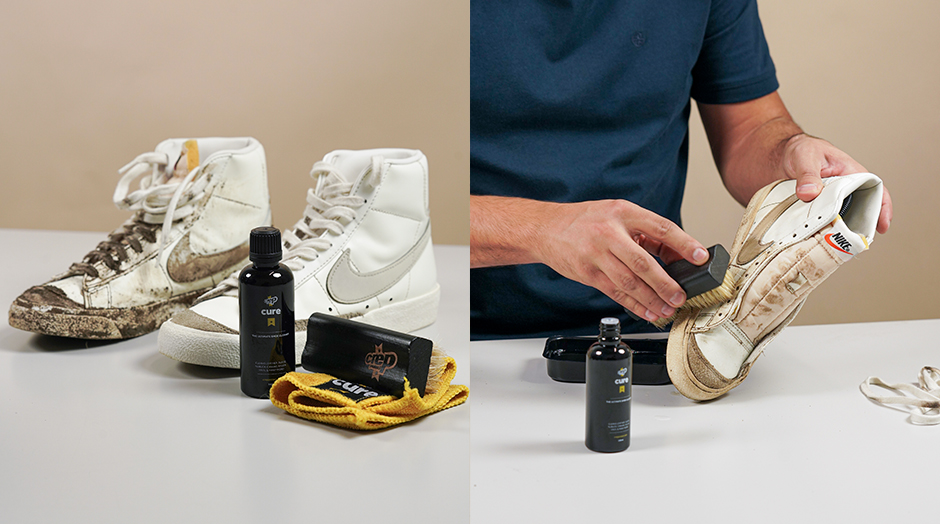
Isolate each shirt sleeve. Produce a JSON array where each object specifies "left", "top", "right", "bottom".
[{"left": 690, "top": 0, "right": 779, "bottom": 104}]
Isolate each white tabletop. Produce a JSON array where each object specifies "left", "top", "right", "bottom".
[
  {"left": 470, "top": 318, "right": 939, "bottom": 522},
  {"left": 0, "top": 229, "right": 469, "bottom": 523}
]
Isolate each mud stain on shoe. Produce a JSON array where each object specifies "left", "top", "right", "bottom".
[
  {"left": 9, "top": 288, "right": 206, "bottom": 340},
  {"left": 166, "top": 233, "right": 250, "bottom": 284},
  {"left": 687, "top": 339, "right": 733, "bottom": 389},
  {"left": 798, "top": 251, "right": 827, "bottom": 281},
  {"left": 171, "top": 309, "right": 237, "bottom": 334}
]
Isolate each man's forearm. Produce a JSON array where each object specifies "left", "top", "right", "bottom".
[
  {"left": 470, "top": 195, "right": 552, "bottom": 268},
  {"left": 470, "top": 193, "right": 712, "bottom": 320},
  {"left": 700, "top": 90, "right": 888, "bottom": 232},
  {"left": 720, "top": 117, "right": 804, "bottom": 205},
  {"left": 698, "top": 92, "right": 803, "bottom": 205}
]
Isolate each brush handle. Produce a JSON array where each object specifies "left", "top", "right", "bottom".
[
  {"left": 664, "top": 244, "right": 730, "bottom": 299},
  {"left": 301, "top": 313, "right": 433, "bottom": 397}
]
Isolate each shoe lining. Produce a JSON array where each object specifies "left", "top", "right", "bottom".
[{"left": 841, "top": 184, "right": 881, "bottom": 239}]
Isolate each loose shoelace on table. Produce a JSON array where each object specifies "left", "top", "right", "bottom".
[
  {"left": 201, "top": 157, "right": 383, "bottom": 301},
  {"left": 860, "top": 366, "right": 940, "bottom": 425},
  {"left": 65, "top": 151, "right": 209, "bottom": 279}
]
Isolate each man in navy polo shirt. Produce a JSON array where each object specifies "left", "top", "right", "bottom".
[{"left": 470, "top": 1, "right": 892, "bottom": 339}]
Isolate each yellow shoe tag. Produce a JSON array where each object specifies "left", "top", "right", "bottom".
[{"left": 183, "top": 139, "right": 199, "bottom": 171}]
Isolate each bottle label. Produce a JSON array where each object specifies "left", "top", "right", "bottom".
[
  {"left": 585, "top": 346, "right": 632, "bottom": 451},
  {"left": 240, "top": 277, "right": 295, "bottom": 397},
  {"left": 248, "top": 289, "right": 293, "bottom": 381},
  {"left": 253, "top": 293, "right": 291, "bottom": 342}
]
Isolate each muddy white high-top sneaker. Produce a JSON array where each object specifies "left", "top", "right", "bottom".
[
  {"left": 667, "top": 173, "right": 884, "bottom": 400},
  {"left": 158, "top": 148, "right": 440, "bottom": 368},
  {"left": 9, "top": 137, "right": 271, "bottom": 339}
]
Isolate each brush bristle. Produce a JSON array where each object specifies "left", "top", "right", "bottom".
[
  {"left": 426, "top": 344, "right": 448, "bottom": 394},
  {"left": 650, "top": 271, "right": 737, "bottom": 329}
]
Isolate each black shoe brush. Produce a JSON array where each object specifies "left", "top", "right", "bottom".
[{"left": 623, "top": 244, "right": 734, "bottom": 329}]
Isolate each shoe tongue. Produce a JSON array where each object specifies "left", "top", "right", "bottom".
[
  {"left": 155, "top": 139, "right": 200, "bottom": 182},
  {"left": 322, "top": 150, "right": 374, "bottom": 184}
]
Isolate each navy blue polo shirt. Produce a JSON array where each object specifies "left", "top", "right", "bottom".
[{"left": 471, "top": 0, "right": 779, "bottom": 339}]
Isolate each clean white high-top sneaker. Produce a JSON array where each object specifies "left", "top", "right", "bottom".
[
  {"left": 158, "top": 148, "right": 440, "bottom": 368},
  {"left": 667, "top": 173, "right": 884, "bottom": 400},
  {"left": 9, "top": 137, "right": 271, "bottom": 339}
]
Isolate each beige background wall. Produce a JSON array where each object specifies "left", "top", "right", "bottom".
[
  {"left": 683, "top": 1, "right": 940, "bottom": 325},
  {"left": 0, "top": 1, "right": 469, "bottom": 244}
]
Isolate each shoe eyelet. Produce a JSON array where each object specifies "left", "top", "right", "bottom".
[
  {"left": 328, "top": 307, "right": 333, "bottom": 312},
  {"left": 365, "top": 305, "right": 369, "bottom": 309}
]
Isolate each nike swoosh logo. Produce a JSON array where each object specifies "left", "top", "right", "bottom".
[
  {"left": 166, "top": 232, "right": 250, "bottom": 283},
  {"left": 736, "top": 193, "right": 800, "bottom": 265},
  {"left": 326, "top": 224, "right": 430, "bottom": 304},
  {"left": 824, "top": 233, "right": 852, "bottom": 254}
]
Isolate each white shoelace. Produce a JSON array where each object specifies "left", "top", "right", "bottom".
[
  {"left": 113, "top": 151, "right": 210, "bottom": 256},
  {"left": 859, "top": 367, "right": 940, "bottom": 425},
  {"left": 203, "top": 156, "right": 384, "bottom": 300},
  {"left": 65, "top": 150, "right": 210, "bottom": 279}
]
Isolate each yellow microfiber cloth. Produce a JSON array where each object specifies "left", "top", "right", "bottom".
[{"left": 270, "top": 356, "right": 468, "bottom": 430}]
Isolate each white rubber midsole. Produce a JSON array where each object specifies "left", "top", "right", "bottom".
[{"left": 158, "top": 283, "right": 441, "bottom": 369}]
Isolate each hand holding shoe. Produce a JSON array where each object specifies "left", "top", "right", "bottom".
[
  {"left": 782, "top": 133, "right": 893, "bottom": 234},
  {"left": 667, "top": 172, "right": 884, "bottom": 400}
]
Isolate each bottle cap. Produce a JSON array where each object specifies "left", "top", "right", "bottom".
[
  {"left": 249, "top": 226, "right": 282, "bottom": 265},
  {"left": 600, "top": 317, "right": 621, "bottom": 338}
]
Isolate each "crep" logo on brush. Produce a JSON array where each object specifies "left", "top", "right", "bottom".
[
  {"left": 364, "top": 343, "right": 398, "bottom": 381},
  {"left": 825, "top": 232, "right": 853, "bottom": 254}
]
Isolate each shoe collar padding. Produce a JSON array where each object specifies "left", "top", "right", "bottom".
[
  {"left": 321, "top": 148, "right": 424, "bottom": 186},
  {"left": 153, "top": 137, "right": 259, "bottom": 172}
]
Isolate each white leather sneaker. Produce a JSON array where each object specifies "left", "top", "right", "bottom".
[
  {"left": 667, "top": 173, "right": 884, "bottom": 400},
  {"left": 158, "top": 148, "right": 440, "bottom": 368},
  {"left": 9, "top": 138, "right": 271, "bottom": 339}
]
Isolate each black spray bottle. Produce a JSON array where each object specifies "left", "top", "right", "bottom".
[
  {"left": 585, "top": 317, "right": 633, "bottom": 453},
  {"left": 239, "top": 227, "right": 295, "bottom": 398}
]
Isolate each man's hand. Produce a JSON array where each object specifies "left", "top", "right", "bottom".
[
  {"left": 470, "top": 195, "right": 709, "bottom": 322},
  {"left": 699, "top": 92, "right": 893, "bottom": 234},
  {"left": 782, "top": 133, "right": 893, "bottom": 234}
]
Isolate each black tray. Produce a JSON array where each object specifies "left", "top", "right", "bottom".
[{"left": 543, "top": 333, "right": 671, "bottom": 386}]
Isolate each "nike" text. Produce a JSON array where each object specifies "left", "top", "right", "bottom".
[{"left": 825, "top": 232, "right": 853, "bottom": 254}]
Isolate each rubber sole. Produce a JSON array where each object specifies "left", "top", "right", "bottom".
[
  {"left": 8, "top": 289, "right": 205, "bottom": 340},
  {"left": 665, "top": 308, "right": 751, "bottom": 400},
  {"left": 158, "top": 283, "right": 441, "bottom": 368}
]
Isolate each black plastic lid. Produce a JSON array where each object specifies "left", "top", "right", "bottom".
[
  {"left": 249, "top": 227, "right": 282, "bottom": 265},
  {"left": 599, "top": 317, "right": 621, "bottom": 339}
]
